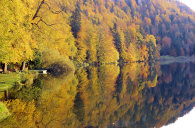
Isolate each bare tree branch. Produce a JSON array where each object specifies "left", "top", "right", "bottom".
[
  {"left": 39, "top": 19, "right": 56, "bottom": 26},
  {"left": 44, "top": 3, "right": 62, "bottom": 14},
  {"left": 33, "top": 16, "right": 55, "bottom": 26},
  {"left": 32, "top": 0, "right": 45, "bottom": 20}
]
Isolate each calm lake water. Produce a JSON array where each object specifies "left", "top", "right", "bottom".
[{"left": 0, "top": 62, "right": 195, "bottom": 128}]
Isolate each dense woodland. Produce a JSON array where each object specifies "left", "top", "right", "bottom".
[
  {"left": 0, "top": 0, "right": 195, "bottom": 127},
  {"left": 1, "top": 0, "right": 194, "bottom": 72}
]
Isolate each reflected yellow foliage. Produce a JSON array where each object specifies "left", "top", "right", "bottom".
[
  {"left": 35, "top": 73, "right": 79, "bottom": 128},
  {"left": 0, "top": 99, "right": 36, "bottom": 128},
  {"left": 1, "top": 62, "right": 195, "bottom": 128}
]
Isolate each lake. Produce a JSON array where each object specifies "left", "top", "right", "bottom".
[{"left": 0, "top": 62, "right": 195, "bottom": 128}]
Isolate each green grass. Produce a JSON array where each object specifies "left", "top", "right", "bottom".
[
  {"left": 0, "top": 71, "right": 39, "bottom": 91},
  {"left": 0, "top": 102, "right": 10, "bottom": 122},
  {"left": 0, "top": 73, "right": 20, "bottom": 91}
]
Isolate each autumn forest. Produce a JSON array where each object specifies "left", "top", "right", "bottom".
[
  {"left": 0, "top": 0, "right": 195, "bottom": 127},
  {"left": 0, "top": 0, "right": 194, "bottom": 72}
]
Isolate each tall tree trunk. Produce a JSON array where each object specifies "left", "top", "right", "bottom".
[
  {"left": 3, "top": 63, "right": 7, "bottom": 73},
  {"left": 4, "top": 90, "right": 8, "bottom": 101},
  {"left": 21, "top": 61, "right": 26, "bottom": 71}
]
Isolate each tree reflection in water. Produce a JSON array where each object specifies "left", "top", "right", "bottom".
[{"left": 0, "top": 62, "right": 195, "bottom": 128}]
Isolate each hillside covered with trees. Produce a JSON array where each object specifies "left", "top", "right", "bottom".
[{"left": 0, "top": 0, "right": 194, "bottom": 71}]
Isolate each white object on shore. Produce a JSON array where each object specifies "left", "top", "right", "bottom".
[
  {"left": 38, "top": 70, "right": 47, "bottom": 74},
  {"left": 30, "top": 70, "right": 47, "bottom": 74}
]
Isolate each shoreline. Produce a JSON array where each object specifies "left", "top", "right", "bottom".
[{"left": 159, "top": 56, "right": 195, "bottom": 65}]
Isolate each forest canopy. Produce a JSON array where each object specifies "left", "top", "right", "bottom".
[{"left": 0, "top": 0, "right": 194, "bottom": 71}]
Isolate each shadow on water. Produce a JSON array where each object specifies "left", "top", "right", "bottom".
[{"left": 0, "top": 62, "right": 195, "bottom": 128}]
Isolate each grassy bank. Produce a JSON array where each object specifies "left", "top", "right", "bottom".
[
  {"left": 0, "top": 71, "right": 38, "bottom": 92},
  {"left": 0, "top": 73, "right": 20, "bottom": 91}
]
